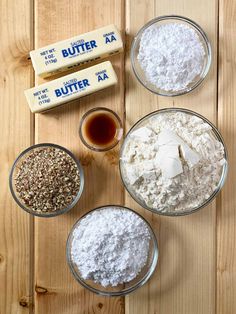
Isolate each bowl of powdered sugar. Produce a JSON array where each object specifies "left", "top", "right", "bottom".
[
  {"left": 131, "top": 15, "right": 211, "bottom": 96},
  {"left": 66, "top": 205, "right": 158, "bottom": 296},
  {"left": 120, "top": 108, "right": 228, "bottom": 216}
]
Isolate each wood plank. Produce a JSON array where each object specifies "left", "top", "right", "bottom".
[
  {"left": 125, "top": 2, "right": 160, "bottom": 314},
  {"left": 125, "top": 1, "right": 218, "bottom": 314},
  {"left": 217, "top": 1, "right": 236, "bottom": 313},
  {"left": 34, "top": 0, "right": 125, "bottom": 313},
  {"left": 0, "top": 0, "right": 34, "bottom": 313}
]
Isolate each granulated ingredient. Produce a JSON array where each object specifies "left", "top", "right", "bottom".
[
  {"left": 121, "top": 111, "right": 226, "bottom": 213},
  {"left": 138, "top": 23, "right": 205, "bottom": 91},
  {"left": 71, "top": 207, "right": 151, "bottom": 287},
  {"left": 15, "top": 147, "right": 80, "bottom": 212}
]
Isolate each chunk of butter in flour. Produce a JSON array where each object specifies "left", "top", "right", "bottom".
[
  {"left": 153, "top": 129, "right": 201, "bottom": 179},
  {"left": 24, "top": 61, "right": 117, "bottom": 113},
  {"left": 158, "top": 130, "right": 200, "bottom": 168},
  {"left": 30, "top": 24, "right": 123, "bottom": 78}
]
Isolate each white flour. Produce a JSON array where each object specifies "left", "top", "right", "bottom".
[
  {"left": 138, "top": 23, "right": 205, "bottom": 91},
  {"left": 71, "top": 207, "right": 150, "bottom": 287},
  {"left": 121, "top": 111, "right": 226, "bottom": 213}
]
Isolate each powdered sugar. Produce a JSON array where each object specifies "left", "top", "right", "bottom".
[
  {"left": 70, "top": 207, "right": 151, "bottom": 287},
  {"left": 121, "top": 111, "right": 226, "bottom": 213},
  {"left": 138, "top": 23, "right": 205, "bottom": 91}
]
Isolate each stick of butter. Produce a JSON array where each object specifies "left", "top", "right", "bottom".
[
  {"left": 30, "top": 24, "right": 123, "bottom": 78},
  {"left": 24, "top": 61, "right": 117, "bottom": 113}
]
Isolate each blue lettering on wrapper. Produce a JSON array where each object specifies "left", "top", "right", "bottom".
[
  {"left": 61, "top": 40, "right": 97, "bottom": 58},
  {"left": 90, "top": 40, "right": 97, "bottom": 48},
  {"left": 105, "top": 34, "right": 117, "bottom": 44},
  {"left": 55, "top": 89, "right": 62, "bottom": 97},
  {"left": 54, "top": 79, "right": 90, "bottom": 97},
  {"left": 98, "top": 73, "right": 109, "bottom": 82},
  {"left": 62, "top": 50, "right": 69, "bottom": 58}
]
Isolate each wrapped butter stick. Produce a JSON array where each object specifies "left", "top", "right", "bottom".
[
  {"left": 24, "top": 61, "right": 117, "bottom": 113},
  {"left": 30, "top": 24, "right": 123, "bottom": 78}
]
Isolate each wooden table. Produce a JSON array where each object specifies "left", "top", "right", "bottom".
[{"left": 1, "top": 0, "right": 235, "bottom": 313}]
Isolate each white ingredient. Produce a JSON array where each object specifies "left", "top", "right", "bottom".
[
  {"left": 158, "top": 129, "right": 200, "bottom": 169},
  {"left": 138, "top": 23, "right": 205, "bottom": 91},
  {"left": 121, "top": 111, "right": 226, "bottom": 213},
  {"left": 154, "top": 144, "right": 183, "bottom": 179},
  {"left": 71, "top": 207, "right": 150, "bottom": 287}
]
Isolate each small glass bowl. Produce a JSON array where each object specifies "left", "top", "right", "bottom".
[
  {"left": 131, "top": 15, "right": 212, "bottom": 96},
  {"left": 119, "top": 108, "right": 228, "bottom": 216},
  {"left": 79, "top": 107, "right": 123, "bottom": 152},
  {"left": 9, "top": 143, "right": 84, "bottom": 217},
  {"left": 66, "top": 205, "right": 158, "bottom": 296}
]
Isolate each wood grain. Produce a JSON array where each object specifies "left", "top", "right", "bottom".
[
  {"left": 0, "top": 0, "right": 34, "bottom": 313},
  {"left": 217, "top": 1, "right": 236, "bottom": 313},
  {"left": 125, "top": 1, "right": 218, "bottom": 314},
  {"left": 34, "top": 0, "right": 124, "bottom": 313},
  {"left": 1, "top": 0, "right": 236, "bottom": 313}
]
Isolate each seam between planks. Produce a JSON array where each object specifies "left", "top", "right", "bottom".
[
  {"left": 122, "top": 1, "right": 126, "bottom": 312},
  {"left": 30, "top": 0, "right": 35, "bottom": 313},
  {"left": 215, "top": 0, "right": 220, "bottom": 313}
]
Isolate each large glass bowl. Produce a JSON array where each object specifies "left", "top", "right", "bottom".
[
  {"left": 131, "top": 15, "right": 212, "bottom": 96},
  {"left": 9, "top": 143, "right": 84, "bottom": 217},
  {"left": 119, "top": 108, "right": 228, "bottom": 216},
  {"left": 66, "top": 205, "right": 158, "bottom": 296}
]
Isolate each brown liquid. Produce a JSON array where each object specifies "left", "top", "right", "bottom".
[{"left": 84, "top": 113, "right": 117, "bottom": 146}]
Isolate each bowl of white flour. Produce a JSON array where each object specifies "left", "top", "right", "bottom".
[
  {"left": 120, "top": 108, "right": 228, "bottom": 216},
  {"left": 66, "top": 205, "right": 158, "bottom": 296},
  {"left": 131, "top": 15, "right": 211, "bottom": 96}
]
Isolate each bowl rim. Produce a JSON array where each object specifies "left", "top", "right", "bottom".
[
  {"left": 119, "top": 107, "right": 228, "bottom": 217},
  {"left": 79, "top": 107, "right": 123, "bottom": 152},
  {"left": 9, "top": 143, "right": 85, "bottom": 218},
  {"left": 66, "top": 204, "right": 159, "bottom": 296},
  {"left": 131, "top": 14, "right": 212, "bottom": 97}
]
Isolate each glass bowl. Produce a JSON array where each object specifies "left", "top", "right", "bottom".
[
  {"left": 131, "top": 15, "right": 212, "bottom": 96},
  {"left": 119, "top": 108, "right": 228, "bottom": 216},
  {"left": 66, "top": 205, "right": 158, "bottom": 296},
  {"left": 9, "top": 143, "right": 84, "bottom": 217},
  {"left": 79, "top": 107, "right": 123, "bottom": 152}
]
